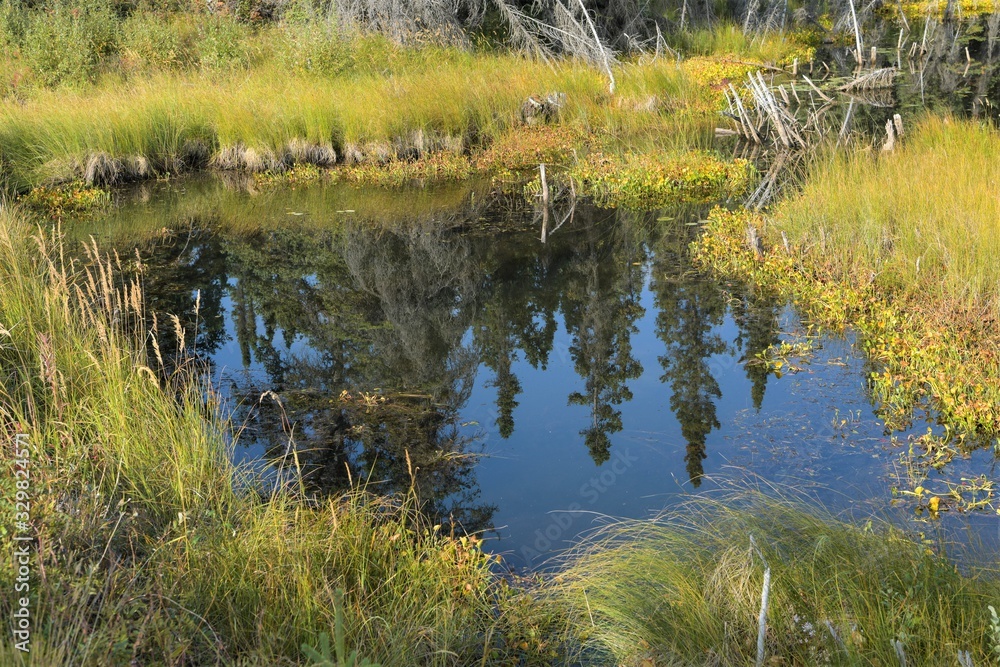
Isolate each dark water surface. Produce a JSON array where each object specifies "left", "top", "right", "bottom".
[{"left": 78, "top": 171, "right": 997, "bottom": 569}]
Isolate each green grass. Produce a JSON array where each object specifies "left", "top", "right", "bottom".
[
  {"left": 549, "top": 492, "right": 1000, "bottom": 666},
  {"left": 0, "top": 55, "right": 711, "bottom": 192},
  {"left": 774, "top": 115, "right": 1000, "bottom": 323},
  {"left": 666, "top": 23, "right": 815, "bottom": 62}
]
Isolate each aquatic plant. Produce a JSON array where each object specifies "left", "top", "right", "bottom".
[
  {"left": 20, "top": 183, "right": 111, "bottom": 219},
  {"left": 570, "top": 150, "right": 754, "bottom": 209}
]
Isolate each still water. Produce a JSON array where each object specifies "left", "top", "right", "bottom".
[{"left": 78, "top": 174, "right": 996, "bottom": 569}]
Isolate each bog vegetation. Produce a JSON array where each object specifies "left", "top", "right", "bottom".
[
  {"left": 3, "top": 0, "right": 1000, "bottom": 664},
  {"left": 0, "top": 0, "right": 814, "bottom": 194}
]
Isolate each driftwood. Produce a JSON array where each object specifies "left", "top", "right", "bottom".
[
  {"left": 723, "top": 72, "right": 806, "bottom": 149},
  {"left": 838, "top": 67, "right": 898, "bottom": 91}
]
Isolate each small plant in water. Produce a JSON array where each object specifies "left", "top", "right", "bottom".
[
  {"left": 21, "top": 182, "right": 111, "bottom": 219},
  {"left": 301, "top": 589, "right": 381, "bottom": 667}
]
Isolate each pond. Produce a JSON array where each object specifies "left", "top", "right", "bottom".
[{"left": 72, "top": 173, "right": 998, "bottom": 571}]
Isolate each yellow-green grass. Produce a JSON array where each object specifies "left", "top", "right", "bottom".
[
  {"left": 694, "top": 205, "right": 1000, "bottom": 456},
  {"left": 0, "top": 57, "right": 691, "bottom": 190},
  {"left": 0, "top": 20, "right": 813, "bottom": 194},
  {"left": 0, "top": 206, "right": 559, "bottom": 665},
  {"left": 549, "top": 493, "right": 1000, "bottom": 666},
  {"left": 666, "top": 23, "right": 815, "bottom": 63},
  {"left": 774, "top": 115, "right": 1000, "bottom": 325}
]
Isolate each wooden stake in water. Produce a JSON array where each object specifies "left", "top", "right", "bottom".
[{"left": 539, "top": 163, "right": 549, "bottom": 243}]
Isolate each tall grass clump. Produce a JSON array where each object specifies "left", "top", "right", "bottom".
[
  {"left": 0, "top": 206, "right": 559, "bottom": 665},
  {"left": 0, "top": 47, "right": 739, "bottom": 191},
  {"left": 774, "top": 115, "right": 1000, "bottom": 323},
  {"left": 549, "top": 492, "right": 1000, "bottom": 666}
]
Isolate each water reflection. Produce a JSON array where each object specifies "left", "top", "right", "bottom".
[{"left": 114, "top": 191, "right": 789, "bottom": 531}]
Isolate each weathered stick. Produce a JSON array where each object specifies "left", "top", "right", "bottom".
[
  {"left": 750, "top": 536, "right": 771, "bottom": 667},
  {"left": 801, "top": 75, "right": 833, "bottom": 102},
  {"left": 574, "top": 0, "right": 615, "bottom": 94}
]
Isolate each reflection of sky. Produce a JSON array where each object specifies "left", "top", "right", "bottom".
[
  {"left": 120, "top": 206, "right": 998, "bottom": 572},
  {"left": 199, "top": 250, "right": 986, "bottom": 571},
  {"left": 463, "top": 273, "right": 901, "bottom": 569}
]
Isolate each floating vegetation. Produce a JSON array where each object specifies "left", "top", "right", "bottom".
[
  {"left": 570, "top": 151, "right": 753, "bottom": 209},
  {"left": 754, "top": 338, "right": 817, "bottom": 377},
  {"left": 892, "top": 430, "right": 999, "bottom": 517},
  {"left": 20, "top": 183, "right": 112, "bottom": 219}
]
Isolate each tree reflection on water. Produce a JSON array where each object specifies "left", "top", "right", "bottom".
[{"left": 123, "top": 191, "right": 784, "bottom": 532}]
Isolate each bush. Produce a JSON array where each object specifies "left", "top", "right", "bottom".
[
  {"left": 119, "top": 12, "right": 198, "bottom": 72},
  {"left": 196, "top": 14, "right": 256, "bottom": 70},
  {"left": 274, "top": 21, "right": 353, "bottom": 76},
  {"left": 19, "top": 0, "right": 119, "bottom": 86}
]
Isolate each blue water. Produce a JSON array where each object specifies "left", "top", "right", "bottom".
[{"left": 85, "top": 179, "right": 999, "bottom": 569}]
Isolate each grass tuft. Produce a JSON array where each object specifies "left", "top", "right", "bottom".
[{"left": 549, "top": 492, "right": 1000, "bottom": 666}]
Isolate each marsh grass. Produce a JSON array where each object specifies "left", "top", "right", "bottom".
[
  {"left": 666, "top": 24, "right": 815, "bottom": 63},
  {"left": 0, "top": 56, "right": 697, "bottom": 191},
  {"left": 774, "top": 115, "right": 1000, "bottom": 324},
  {"left": 549, "top": 492, "right": 1000, "bottom": 666},
  {"left": 0, "top": 207, "right": 561, "bottom": 665},
  {"left": 0, "top": 15, "right": 812, "bottom": 193}
]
